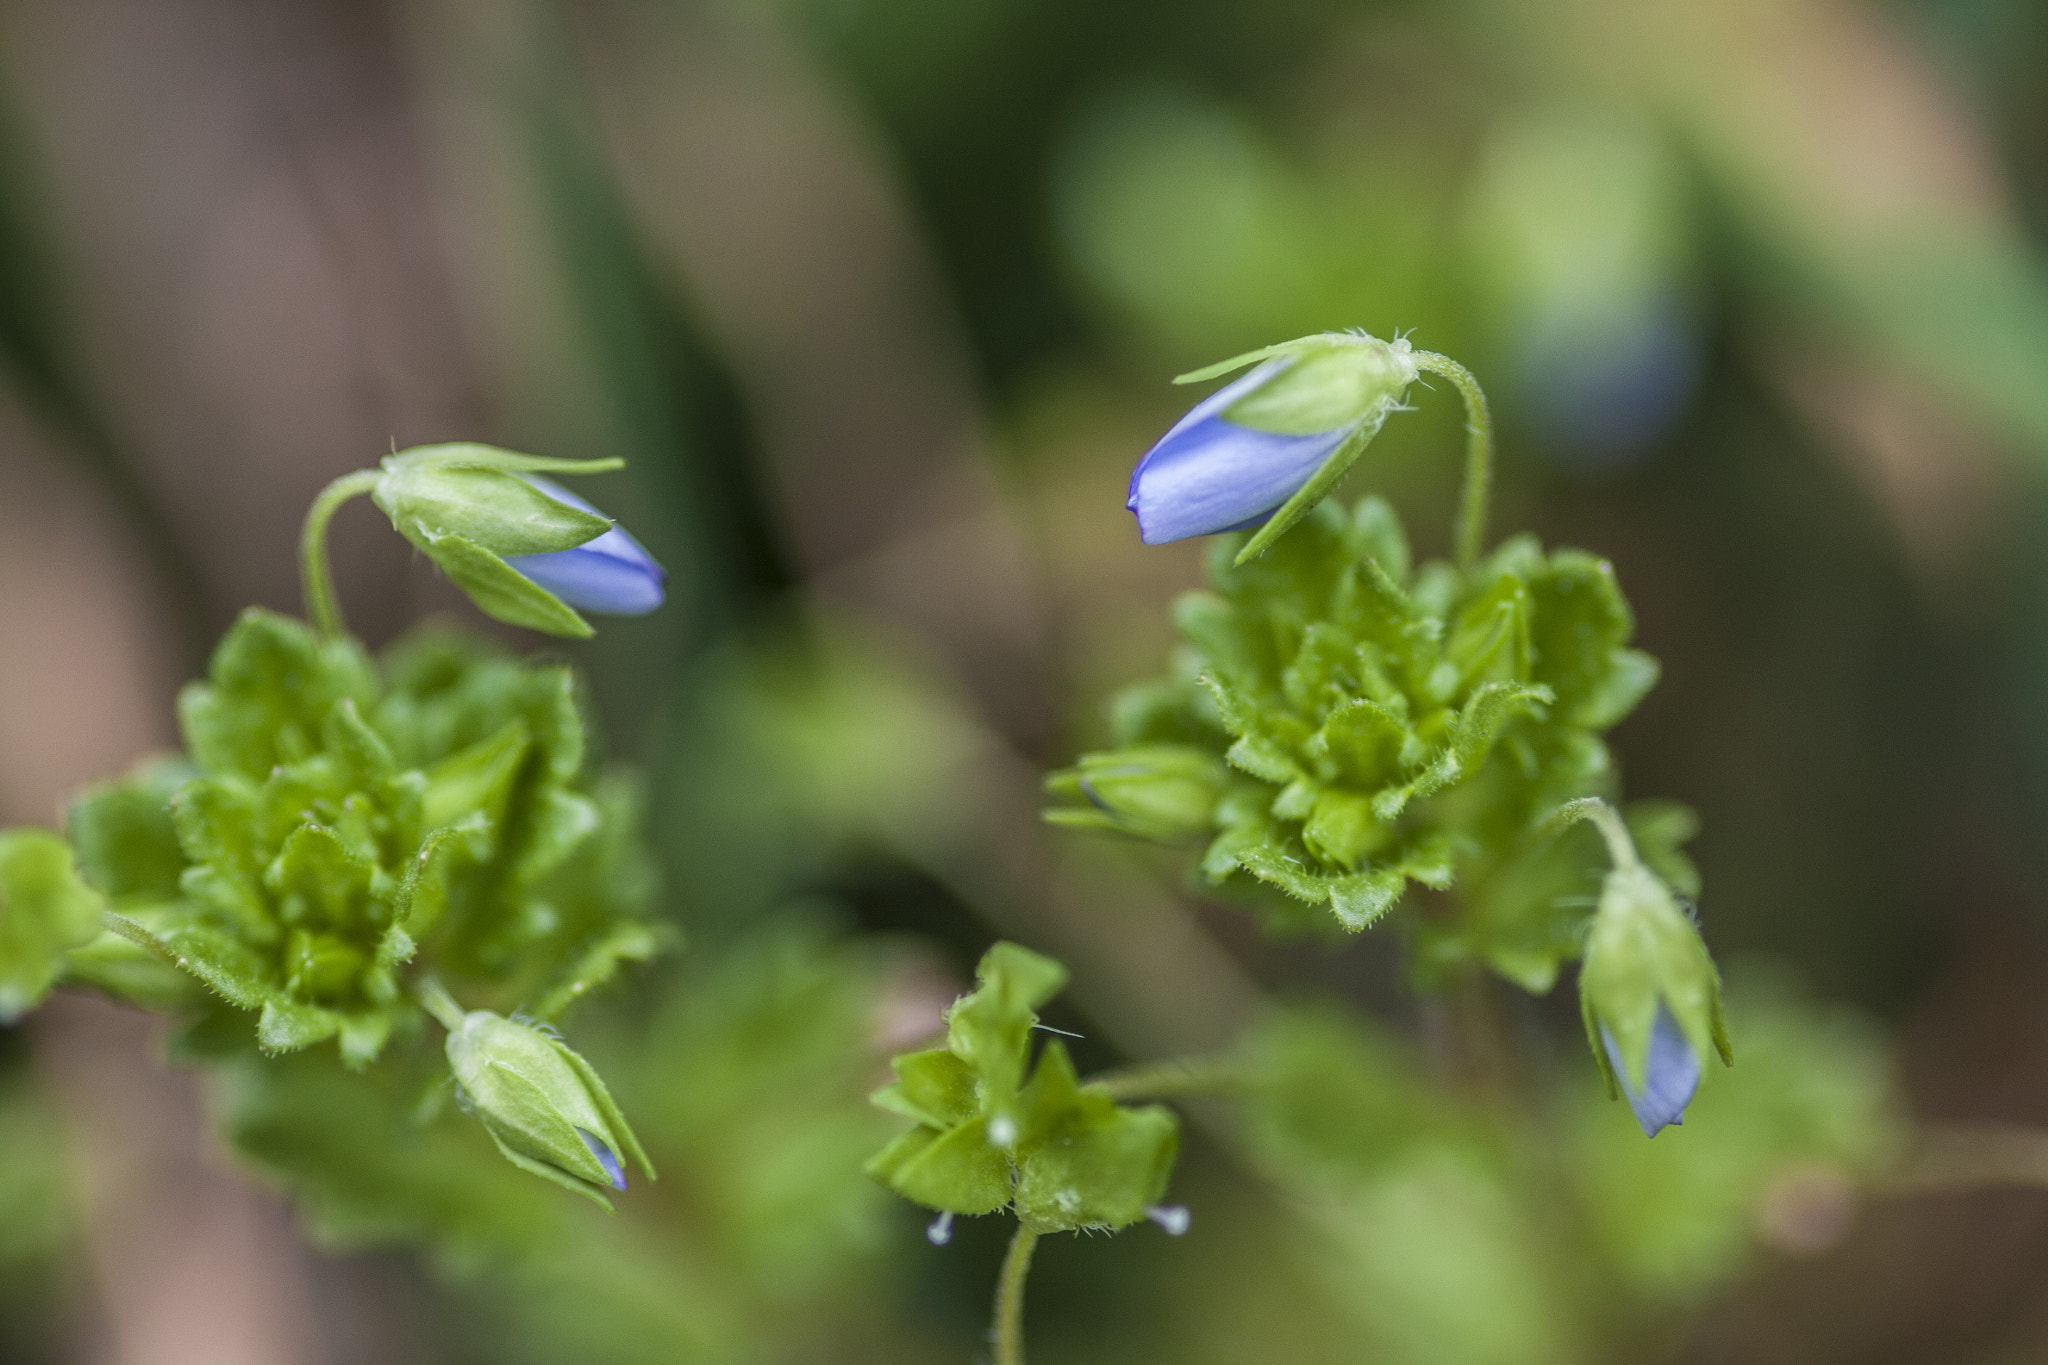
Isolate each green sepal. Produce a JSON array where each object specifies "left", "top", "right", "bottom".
[
  {"left": 416, "top": 527, "right": 594, "bottom": 638},
  {"left": 946, "top": 942, "right": 1068, "bottom": 1102},
  {"left": 381, "top": 442, "right": 624, "bottom": 479},
  {"left": 0, "top": 829, "right": 107, "bottom": 1019},
  {"left": 872, "top": 1047, "right": 979, "bottom": 1129},
  {"left": 1232, "top": 420, "right": 1383, "bottom": 566},
  {"left": 863, "top": 1116, "right": 1012, "bottom": 1214},
  {"left": 374, "top": 462, "right": 610, "bottom": 559}
]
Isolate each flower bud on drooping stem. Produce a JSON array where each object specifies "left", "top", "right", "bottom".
[
  {"left": 300, "top": 443, "right": 664, "bottom": 640},
  {"left": 421, "top": 982, "right": 654, "bottom": 1207},
  {"left": 1556, "top": 799, "right": 1731, "bottom": 1136}
]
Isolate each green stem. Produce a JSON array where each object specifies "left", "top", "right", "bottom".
[
  {"left": 415, "top": 976, "right": 468, "bottom": 1033},
  {"left": 1546, "top": 797, "right": 1640, "bottom": 873},
  {"left": 300, "top": 469, "right": 381, "bottom": 639},
  {"left": 1086, "top": 1056, "right": 1245, "bottom": 1102},
  {"left": 992, "top": 1224, "right": 1040, "bottom": 1365},
  {"left": 1413, "top": 351, "right": 1494, "bottom": 571}
]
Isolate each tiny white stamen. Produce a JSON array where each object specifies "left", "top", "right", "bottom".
[
  {"left": 987, "top": 1115, "right": 1018, "bottom": 1149},
  {"left": 1033, "top": 1023, "right": 1084, "bottom": 1039},
  {"left": 926, "top": 1211, "right": 954, "bottom": 1246},
  {"left": 1146, "top": 1204, "right": 1190, "bottom": 1236}
]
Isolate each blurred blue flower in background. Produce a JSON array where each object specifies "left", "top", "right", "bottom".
[
  {"left": 1602, "top": 1006, "right": 1701, "bottom": 1137},
  {"left": 506, "top": 477, "right": 666, "bottom": 616}
]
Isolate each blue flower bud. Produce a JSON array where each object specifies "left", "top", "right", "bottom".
[
  {"left": 1127, "top": 333, "right": 1419, "bottom": 547},
  {"left": 502, "top": 478, "right": 665, "bottom": 617},
  {"left": 1577, "top": 859, "right": 1731, "bottom": 1138},
  {"left": 1600, "top": 1005, "right": 1700, "bottom": 1136}
]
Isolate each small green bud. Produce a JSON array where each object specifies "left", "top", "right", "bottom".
[
  {"left": 0, "top": 829, "right": 106, "bottom": 1020},
  {"left": 445, "top": 1008, "right": 654, "bottom": 1207},
  {"left": 1578, "top": 861, "right": 1732, "bottom": 1135},
  {"left": 1044, "top": 745, "right": 1226, "bottom": 843}
]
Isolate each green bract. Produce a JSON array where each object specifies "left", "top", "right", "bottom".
[
  {"left": 371, "top": 443, "right": 624, "bottom": 638},
  {"left": 445, "top": 1008, "right": 654, "bottom": 1209},
  {"left": 1049, "top": 495, "right": 1668, "bottom": 986},
  {"left": 0, "top": 829, "right": 106, "bottom": 1019},
  {"left": 866, "top": 943, "right": 1179, "bottom": 1232},
  {"left": 67, "top": 609, "right": 661, "bottom": 1068}
]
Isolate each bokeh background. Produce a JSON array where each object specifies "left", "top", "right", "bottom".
[{"left": 7, "top": 0, "right": 2048, "bottom": 1361}]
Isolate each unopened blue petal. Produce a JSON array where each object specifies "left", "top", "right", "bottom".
[
  {"left": 504, "top": 476, "right": 665, "bottom": 616},
  {"left": 1127, "top": 360, "right": 1353, "bottom": 545},
  {"left": 576, "top": 1126, "right": 628, "bottom": 1191},
  {"left": 1601, "top": 1007, "right": 1700, "bottom": 1137}
]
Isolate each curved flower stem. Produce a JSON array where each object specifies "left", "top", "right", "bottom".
[
  {"left": 1543, "top": 797, "right": 1641, "bottom": 873},
  {"left": 1413, "top": 352, "right": 1494, "bottom": 571},
  {"left": 300, "top": 469, "right": 381, "bottom": 639},
  {"left": 414, "top": 976, "right": 467, "bottom": 1033},
  {"left": 992, "top": 1224, "right": 1040, "bottom": 1365},
  {"left": 1884, "top": 1124, "right": 2048, "bottom": 1195},
  {"left": 1086, "top": 1055, "right": 1246, "bottom": 1102}
]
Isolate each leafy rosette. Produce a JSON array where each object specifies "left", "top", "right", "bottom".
[
  {"left": 65, "top": 610, "right": 660, "bottom": 1065},
  {"left": 1050, "top": 496, "right": 1681, "bottom": 987},
  {"left": 866, "top": 943, "right": 1179, "bottom": 1233}
]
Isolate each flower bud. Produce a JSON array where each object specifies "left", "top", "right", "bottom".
[
  {"left": 1127, "top": 332, "right": 1418, "bottom": 548},
  {"left": 1578, "top": 862, "right": 1730, "bottom": 1136},
  {"left": 1043, "top": 745, "right": 1226, "bottom": 844},
  {"left": 371, "top": 444, "right": 662, "bottom": 638},
  {"left": 445, "top": 1009, "right": 654, "bottom": 1206}
]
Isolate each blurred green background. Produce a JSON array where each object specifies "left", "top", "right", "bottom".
[{"left": 8, "top": 0, "right": 2048, "bottom": 1360}]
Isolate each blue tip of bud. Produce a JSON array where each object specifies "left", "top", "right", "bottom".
[
  {"left": 1601, "top": 1006, "right": 1700, "bottom": 1137},
  {"left": 577, "top": 1125, "right": 628, "bottom": 1191},
  {"left": 504, "top": 477, "right": 665, "bottom": 616},
  {"left": 1127, "top": 361, "right": 1356, "bottom": 545}
]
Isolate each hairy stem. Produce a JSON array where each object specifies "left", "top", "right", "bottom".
[
  {"left": 414, "top": 977, "right": 468, "bottom": 1033},
  {"left": 1546, "top": 797, "right": 1641, "bottom": 873},
  {"left": 299, "top": 469, "right": 381, "bottom": 639},
  {"left": 1086, "top": 1055, "right": 1245, "bottom": 1102},
  {"left": 1413, "top": 352, "right": 1494, "bottom": 571},
  {"left": 992, "top": 1224, "right": 1040, "bottom": 1365}
]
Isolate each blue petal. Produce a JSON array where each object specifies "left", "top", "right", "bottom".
[
  {"left": 576, "top": 1126, "right": 628, "bottom": 1191},
  {"left": 503, "top": 477, "right": 665, "bottom": 616},
  {"left": 1601, "top": 1006, "right": 1700, "bottom": 1137},
  {"left": 1127, "top": 360, "right": 1356, "bottom": 545}
]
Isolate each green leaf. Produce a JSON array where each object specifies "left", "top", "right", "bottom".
[
  {"left": 177, "top": 610, "right": 376, "bottom": 779},
  {"left": 0, "top": 829, "right": 106, "bottom": 1019},
  {"left": 67, "top": 758, "right": 193, "bottom": 900}
]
